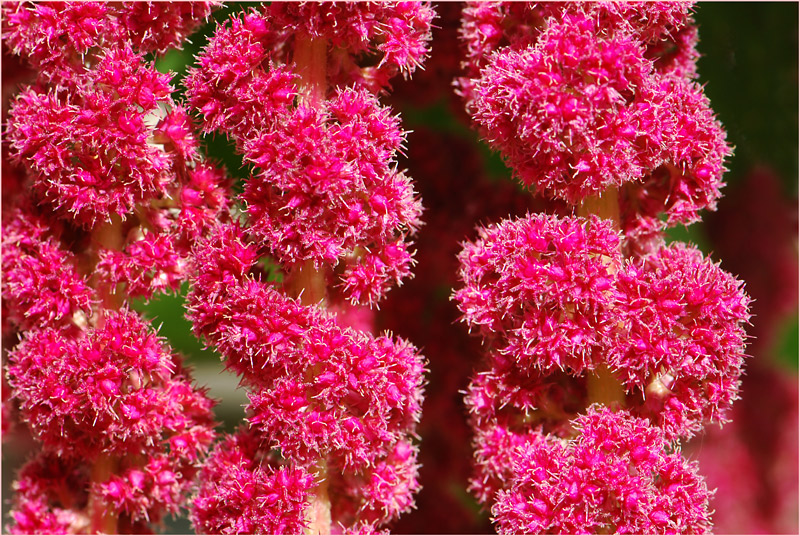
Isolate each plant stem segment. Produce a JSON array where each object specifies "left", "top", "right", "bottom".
[
  {"left": 88, "top": 454, "right": 118, "bottom": 534},
  {"left": 293, "top": 33, "right": 333, "bottom": 535},
  {"left": 87, "top": 216, "right": 124, "bottom": 534},
  {"left": 306, "top": 461, "right": 333, "bottom": 535},
  {"left": 90, "top": 214, "right": 125, "bottom": 323},
  {"left": 578, "top": 189, "right": 626, "bottom": 408}
]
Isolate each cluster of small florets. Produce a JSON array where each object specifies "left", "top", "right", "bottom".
[
  {"left": 491, "top": 405, "right": 711, "bottom": 534},
  {"left": 456, "top": 214, "right": 750, "bottom": 439},
  {"left": 2, "top": 204, "right": 95, "bottom": 333},
  {"left": 456, "top": 1, "right": 730, "bottom": 252},
  {"left": 2, "top": 1, "right": 214, "bottom": 83},
  {"left": 2, "top": 2, "right": 221, "bottom": 533},
  {"left": 193, "top": 427, "right": 316, "bottom": 535},
  {"left": 241, "top": 87, "right": 422, "bottom": 305},
  {"left": 186, "top": 4, "right": 429, "bottom": 307},
  {"left": 182, "top": 3, "right": 432, "bottom": 533},
  {"left": 5, "top": 0, "right": 231, "bottom": 300},
  {"left": 187, "top": 222, "right": 425, "bottom": 533},
  {"left": 453, "top": 2, "right": 749, "bottom": 533}
]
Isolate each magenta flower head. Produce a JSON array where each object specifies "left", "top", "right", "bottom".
[
  {"left": 456, "top": 213, "right": 751, "bottom": 439},
  {"left": 6, "top": 44, "right": 176, "bottom": 227},
  {"left": 192, "top": 427, "right": 316, "bottom": 535},
  {"left": 5, "top": 308, "right": 216, "bottom": 529},
  {"left": 187, "top": 222, "right": 425, "bottom": 532},
  {"left": 1, "top": 204, "right": 95, "bottom": 333},
  {"left": 615, "top": 243, "right": 751, "bottom": 439},
  {"left": 2, "top": 1, "right": 216, "bottom": 83},
  {"left": 455, "top": 213, "right": 621, "bottom": 375},
  {"left": 457, "top": 2, "right": 731, "bottom": 250},
  {"left": 6, "top": 308, "right": 214, "bottom": 460},
  {"left": 491, "top": 405, "right": 712, "bottom": 534},
  {"left": 242, "top": 87, "right": 422, "bottom": 306},
  {"left": 456, "top": 2, "right": 694, "bottom": 113},
  {"left": 185, "top": 2, "right": 434, "bottom": 137},
  {"left": 186, "top": 4, "right": 430, "bottom": 306}
]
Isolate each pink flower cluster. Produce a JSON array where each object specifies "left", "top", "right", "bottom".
[
  {"left": 1, "top": 2, "right": 771, "bottom": 534},
  {"left": 491, "top": 405, "right": 711, "bottom": 534},
  {"left": 2, "top": 204, "right": 94, "bottom": 333},
  {"left": 2, "top": 1, "right": 214, "bottom": 82},
  {"left": 453, "top": 2, "right": 750, "bottom": 533},
  {"left": 188, "top": 224, "right": 423, "bottom": 480},
  {"left": 193, "top": 427, "right": 316, "bottom": 535},
  {"left": 181, "top": 3, "right": 433, "bottom": 533},
  {"left": 456, "top": 1, "right": 730, "bottom": 252},
  {"left": 457, "top": 214, "right": 749, "bottom": 439},
  {"left": 2, "top": 2, "right": 221, "bottom": 533},
  {"left": 185, "top": 4, "right": 430, "bottom": 307}
]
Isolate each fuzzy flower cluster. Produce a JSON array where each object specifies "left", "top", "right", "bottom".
[
  {"left": 6, "top": 310, "right": 216, "bottom": 532},
  {"left": 6, "top": 11, "right": 231, "bottom": 301},
  {"left": 2, "top": 1, "right": 215, "bottom": 83},
  {"left": 453, "top": 3, "right": 749, "bottom": 533},
  {"left": 180, "top": 3, "right": 433, "bottom": 533},
  {"left": 242, "top": 88, "right": 422, "bottom": 305},
  {"left": 456, "top": 1, "right": 730, "bottom": 251},
  {"left": 456, "top": 214, "right": 750, "bottom": 439},
  {"left": 187, "top": 223, "right": 424, "bottom": 533},
  {"left": 185, "top": 3, "right": 431, "bottom": 306},
  {"left": 2, "top": 204, "right": 95, "bottom": 334},
  {"left": 491, "top": 405, "right": 711, "bottom": 534},
  {"left": 185, "top": 1, "right": 434, "bottom": 138},
  {"left": 193, "top": 427, "right": 316, "bottom": 535},
  {"left": 2, "top": 2, "right": 222, "bottom": 533}
]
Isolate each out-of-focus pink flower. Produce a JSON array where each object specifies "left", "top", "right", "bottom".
[
  {"left": 7, "top": 453, "right": 91, "bottom": 535},
  {"left": 705, "top": 166, "right": 799, "bottom": 350}
]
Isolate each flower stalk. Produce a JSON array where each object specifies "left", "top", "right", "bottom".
[
  {"left": 292, "top": 32, "right": 332, "bottom": 535},
  {"left": 88, "top": 454, "right": 119, "bottom": 534}
]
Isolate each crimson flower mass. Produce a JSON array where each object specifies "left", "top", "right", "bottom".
[{"left": 1, "top": 1, "right": 794, "bottom": 535}]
